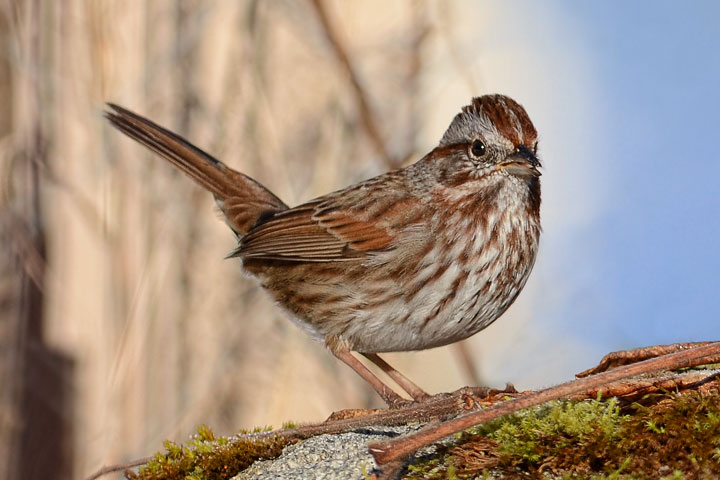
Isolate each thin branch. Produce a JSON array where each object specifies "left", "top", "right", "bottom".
[
  {"left": 576, "top": 341, "right": 715, "bottom": 377},
  {"left": 575, "top": 369, "right": 720, "bottom": 402},
  {"left": 84, "top": 456, "right": 152, "bottom": 480},
  {"left": 250, "top": 386, "right": 498, "bottom": 442},
  {"left": 308, "top": 0, "right": 394, "bottom": 167},
  {"left": 368, "top": 341, "right": 720, "bottom": 469}
]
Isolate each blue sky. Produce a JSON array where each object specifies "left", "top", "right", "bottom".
[{"left": 555, "top": 1, "right": 720, "bottom": 344}]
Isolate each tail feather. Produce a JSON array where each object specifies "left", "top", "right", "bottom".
[{"left": 105, "top": 104, "right": 288, "bottom": 235}]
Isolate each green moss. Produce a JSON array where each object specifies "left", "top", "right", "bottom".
[
  {"left": 478, "top": 395, "right": 624, "bottom": 465},
  {"left": 124, "top": 425, "right": 290, "bottom": 480},
  {"left": 406, "top": 456, "right": 453, "bottom": 479},
  {"left": 405, "top": 389, "right": 720, "bottom": 479}
]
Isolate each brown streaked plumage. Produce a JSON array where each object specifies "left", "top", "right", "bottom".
[{"left": 105, "top": 94, "right": 542, "bottom": 407}]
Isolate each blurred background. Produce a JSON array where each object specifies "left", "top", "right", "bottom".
[{"left": 1, "top": 0, "right": 719, "bottom": 478}]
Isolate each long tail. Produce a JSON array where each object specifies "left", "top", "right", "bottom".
[{"left": 105, "top": 104, "right": 288, "bottom": 236}]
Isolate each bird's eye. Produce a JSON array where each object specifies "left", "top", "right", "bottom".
[{"left": 469, "top": 139, "right": 486, "bottom": 158}]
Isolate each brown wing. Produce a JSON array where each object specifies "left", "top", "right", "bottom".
[{"left": 235, "top": 177, "right": 420, "bottom": 262}]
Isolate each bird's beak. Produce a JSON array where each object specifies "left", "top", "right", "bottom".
[{"left": 498, "top": 144, "right": 541, "bottom": 177}]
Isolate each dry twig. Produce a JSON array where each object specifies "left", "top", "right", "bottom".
[
  {"left": 308, "top": 0, "right": 394, "bottom": 167},
  {"left": 576, "top": 341, "right": 715, "bottom": 377},
  {"left": 84, "top": 457, "right": 152, "bottom": 480}
]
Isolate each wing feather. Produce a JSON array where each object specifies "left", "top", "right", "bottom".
[{"left": 236, "top": 178, "right": 419, "bottom": 262}]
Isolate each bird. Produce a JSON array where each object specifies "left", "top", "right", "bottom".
[{"left": 105, "top": 95, "right": 541, "bottom": 407}]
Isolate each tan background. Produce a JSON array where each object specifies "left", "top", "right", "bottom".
[{"left": 0, "top": 1, "right": 603, "bottom": 478}]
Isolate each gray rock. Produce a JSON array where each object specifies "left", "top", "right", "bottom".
[{"left": 233, "top": 425, "right": 429, "bottom": 480}]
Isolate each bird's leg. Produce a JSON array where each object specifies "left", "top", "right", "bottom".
[
  {"left": 362, "top": 353, "right": 430, "bottom": 402},
  {"left": 329, "top": 348, "right": 408, "bottom": 408}
]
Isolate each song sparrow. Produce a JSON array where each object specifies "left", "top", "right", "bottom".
[{"left": 105, "top": 95, "right": 541, "bottom": 407}]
